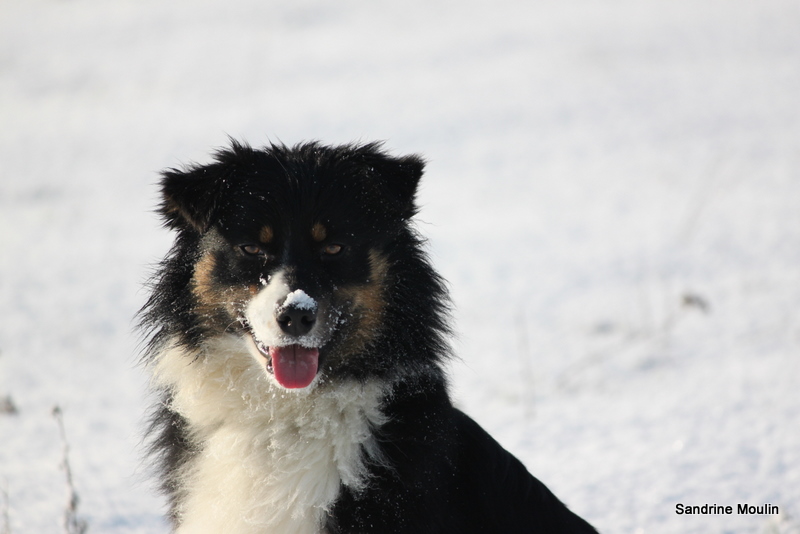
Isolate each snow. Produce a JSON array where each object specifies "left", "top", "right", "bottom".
[
  {"left": 1, "top": 0, "right": 799, "bottom": 532},
  {"left": 282, "top": 289, "right": 317, "bottom": 312}
]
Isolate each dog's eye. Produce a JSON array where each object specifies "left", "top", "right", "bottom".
[
  {"left": 240, "top": 244, "right": 263, "bottom": 256},
  {"left": 323, "top": 244, "right": 343, "bottom": 256}
]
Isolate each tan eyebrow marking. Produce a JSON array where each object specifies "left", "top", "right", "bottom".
[
  {"left": 311, "top": 223, "right": 327, "bottom": 242},
  {"left": 259, "top": 226, "right": 273, "bottom": 243}
]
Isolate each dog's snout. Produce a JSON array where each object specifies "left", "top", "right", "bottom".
[{"left": 276, "top": 306, "right": 316, "bottom": 337}]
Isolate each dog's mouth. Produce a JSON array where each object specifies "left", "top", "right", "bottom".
[{"left": 253, "top": 340, "right": 320, "bottom": 389}]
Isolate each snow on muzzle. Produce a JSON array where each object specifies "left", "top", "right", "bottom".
[{"left": 245, "top": 284, "right": 324, "bottom": 389}]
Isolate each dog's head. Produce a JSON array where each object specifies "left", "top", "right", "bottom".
[{"left": 157, "top": 141, "right": 426, "bottom": 389}]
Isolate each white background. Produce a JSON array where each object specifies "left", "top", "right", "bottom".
[{"left": 1, "top": 0, "right": 799, "bottom": 532}]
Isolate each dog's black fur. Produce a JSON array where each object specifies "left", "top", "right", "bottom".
[{"left": 139, "top": 140, "right": 597, "bottom": 533}]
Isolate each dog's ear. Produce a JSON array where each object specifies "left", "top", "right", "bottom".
[
  {"left": 360, "top": 150, "right": 425, "bottom": 219},
  {"left": 384, "top": 155, "right": 425, "bottom": 218},
  {"left": 159, "top": 164, "right": 228, "bottom": 233}
]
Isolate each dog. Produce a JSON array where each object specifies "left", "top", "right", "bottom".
[{"left": 139, "top": 140, "right": 598, "bottom": 533}]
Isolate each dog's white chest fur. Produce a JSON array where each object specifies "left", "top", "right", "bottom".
[{"left": 152, "top": 336, "right": 387, "bottom": 534}]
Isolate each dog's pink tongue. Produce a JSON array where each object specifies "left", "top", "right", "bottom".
[{"left": 269, "top": 345, "right": 319, "bottom": 389}]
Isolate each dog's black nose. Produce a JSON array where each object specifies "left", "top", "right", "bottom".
[{"left": 275, "top": 306, "right": 316, "bottom": 337}]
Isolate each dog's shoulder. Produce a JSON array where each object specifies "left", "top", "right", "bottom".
[{"left": 331, "top": 373, "right": 598, "bottom": 533}]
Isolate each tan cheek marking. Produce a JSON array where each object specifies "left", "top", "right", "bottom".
[
  {"left": 259, "top": 225, "right": 273, "bottom": 243},
  {"left": 192, "top": 252, "right": 218, "bottom": 304},
  {"left": 311, "top": 223, "right": 327, "bottom": 242},
  {"left": 338, "top": 250, "right": 389, "bottom": 353},
  {"left": 192, "top": 252, "right": 256, "bottom": 326}
]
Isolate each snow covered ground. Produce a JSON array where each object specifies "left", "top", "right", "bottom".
[{"left": 1, "top": 0, "right": 799, "bottom": 532}]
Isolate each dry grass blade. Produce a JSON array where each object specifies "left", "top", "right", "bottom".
[{"left": 52, "top": 407, "right": 88, "bottom": 534}]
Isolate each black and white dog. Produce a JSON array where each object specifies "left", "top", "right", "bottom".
[{"left": 139, "top": 141, "right": 598, "bottom": 533}]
